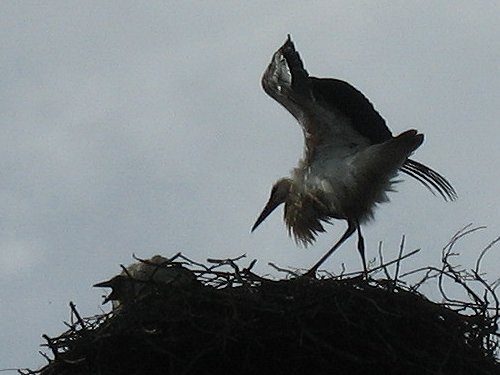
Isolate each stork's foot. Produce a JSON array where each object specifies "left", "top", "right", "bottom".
[
  {"left": 303, "top": 266, "right": 319, "bottom": 278},
  {"left": 361, "top": 269, "right": 369, "bottom": 280}
]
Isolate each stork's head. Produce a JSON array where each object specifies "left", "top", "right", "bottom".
[
  {"left": 251, "top": 178, "right": 292, "bottom": 232},
  {"left": 94, "top": 275, "right": 132, "bottom": 307}
]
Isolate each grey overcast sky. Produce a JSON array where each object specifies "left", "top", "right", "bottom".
[{"left": 1, "top": 1, "right": 499, "bottom": 370}]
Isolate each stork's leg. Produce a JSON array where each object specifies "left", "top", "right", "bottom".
[
  {"left": 305, "top": 220, "right": 356, "bottom": 277},
  {"left": 355, "top": 220, "right": 368, "bottom": 277}
]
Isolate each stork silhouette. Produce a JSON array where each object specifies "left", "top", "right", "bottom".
[{"left": 252, "top": 35, "right": 456, "bottom": 276}]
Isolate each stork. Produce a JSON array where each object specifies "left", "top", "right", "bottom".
[
  {"left": 251, "top": 35, "right": 456, "bottom": 276},
  {"left": 94, "top": 255, "right": 197, "bottom": 309}
]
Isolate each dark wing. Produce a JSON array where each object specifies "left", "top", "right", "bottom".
[
  {"left": 269, "top": 36, "right": 392, "bottom": 145},
  {"left": 309, "top": 78, "right": 393, "bottom": 144}
]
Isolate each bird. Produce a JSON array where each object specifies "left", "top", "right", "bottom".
[
  {"left": 94, "top": 255, "right": 197, "bottom": 309},
  {"left": 251, "top": 35, "right": 456, "bottom": 276}
]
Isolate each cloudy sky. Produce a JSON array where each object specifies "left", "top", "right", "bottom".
[{"left": 1, "top": 1, "right": 499, "bottom": 370}]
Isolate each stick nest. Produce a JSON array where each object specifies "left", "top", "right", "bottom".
[{"left": 24, "top": 226, "right": 500, "bottom": 375}]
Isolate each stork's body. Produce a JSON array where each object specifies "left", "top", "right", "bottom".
[{"left": 252, "top": 36, "right": 456, "bottom": 275}]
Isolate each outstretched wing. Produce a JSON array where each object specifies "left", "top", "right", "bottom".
[
  {"left": 262, "top": 35, "right": 456, "bottom": 201},
  {"left": 262, "top": 35, "right": 393, "bottom": 146},
  {"left": 309, "top": 78, "right": 393, "bottom": 144}
]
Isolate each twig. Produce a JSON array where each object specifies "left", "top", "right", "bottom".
[
  {"left": 267, "top": 262, "right": 301, "bottom": 277},
  {"left": 69, "top": 302, "right": 85, "bottom": 330},
  {"left": 474, "top": 236, "right": 500, "bottom": 275},
  {"left": 394, "top": 235, "right": 406, "bottom": 281}
]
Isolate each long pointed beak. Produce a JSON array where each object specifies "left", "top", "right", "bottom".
[
  {"left": 251, "top": 199, "right": 282, "bottom": 232},
  {"left": 94, "top": 277, "right": 120, "bottom": 304},
  {"left": 93, "top": 278, "right": 114, "bottom": 288}
]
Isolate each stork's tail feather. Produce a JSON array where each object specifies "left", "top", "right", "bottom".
[{"left": 401, "top": 159, "right": 457, "bottom": 201}]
